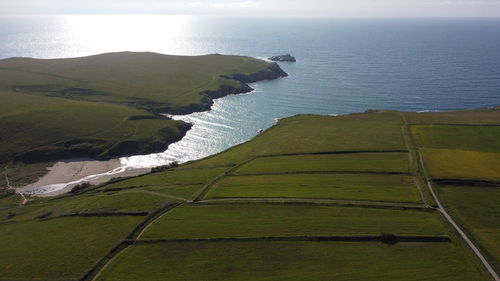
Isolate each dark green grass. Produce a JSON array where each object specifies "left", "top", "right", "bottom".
[
  {"left": 97, "top": 241, "right": 488, "bottom": 281},
  {"left": 0, "top": 191, "right": 168, "bottom": 223},
  {"left": 99, "top": 167, "right": 227, "bottom": 191},
  {"left": 1, "top": 161, "right": 53, "bottom": 187},
  {"left": 0, "top": 90, "right": 187, "bottom": 164},
  {"left": 0, "top": 216, "right": 142, "bottom": 280},
  {"left": 207, "top": 174, "right": 420, "bottom": 203},
  {"left": 421, "top": 148, "right": 500, "bottom": 181},
  {"left": 0, "top": 193, "right": 21, "bottom": 208},
  {"left": 411, "top": 125, "right": 500, "bottom": 153},
  {"left": 188, "top": 112, "right": 407, "bottom": 168},
  {"left": 437, "top": 185, "right": 500, "bottom": 272},
  {"left": 141, "top": 204, "right": 448, "bottom": 240},
  {"left": 139, "top": 185, "right": 203, "bottom": 200},
  {"left": 233, "top": 152, "right": 409, "bottom": 175}
]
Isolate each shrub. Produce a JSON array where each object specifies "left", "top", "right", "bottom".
[
  {"left": 151, "top": 162, "right": 179, "bottom": 173},
  {"left": 381, "top": 233, "right": 398, "bottom": 245},
  {"left": 69, "top": 182, "right": 91, "bottom": 194}
]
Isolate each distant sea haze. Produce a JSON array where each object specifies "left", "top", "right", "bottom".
[{"left": 1, "top": 15, "right": 500, "bottom": 167}]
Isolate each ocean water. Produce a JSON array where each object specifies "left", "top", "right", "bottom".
[{"left": 1, "top": 16, "right": 500, "bottom": 180}]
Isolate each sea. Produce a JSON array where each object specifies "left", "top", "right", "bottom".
[{"left": 1, "top": 15, "right": 500, "bottom": 188}]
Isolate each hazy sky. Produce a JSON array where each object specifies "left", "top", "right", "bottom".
[{"left": 2, "top": 0, "right": 500, "bottom": 17}]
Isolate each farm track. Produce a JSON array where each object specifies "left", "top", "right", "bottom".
[{"left": 4, "top": 167, "right": 27, "bottom": 205}]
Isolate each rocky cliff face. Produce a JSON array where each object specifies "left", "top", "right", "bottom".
[
  {"left": 14, "top": 122, "right": 192, "bottom": 163},
  {"left": 165, "top": 62, "right": 288, "bottom": 115},
  {"left": 221, "top": 62, "right": 289, "bottom": 83}
]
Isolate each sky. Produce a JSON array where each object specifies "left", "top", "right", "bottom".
[{"left": 1, "top": 0, "right": 500, "bottom": 17}]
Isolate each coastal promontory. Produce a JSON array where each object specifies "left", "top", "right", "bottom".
[{"left": 0, "top": 52, "right": 287, "bottom": 186}]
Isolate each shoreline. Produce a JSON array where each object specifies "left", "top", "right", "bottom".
[
  {"left": 16, "top": 159, "right": 151, "bottom": 197},
  {"left": 16, "top": 62, "right": 288, "bottom": 197}
]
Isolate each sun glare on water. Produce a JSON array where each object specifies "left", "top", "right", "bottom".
[{"left": 59, "top": 15, "right": 199, "bottom": 57}]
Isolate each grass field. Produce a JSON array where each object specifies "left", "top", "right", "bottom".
[
  {"left": 141, "top": 204, "right": 448, "bottom": 239},
  {"left": 0, "top": 191, "right": 168, "bottom": 223},
  {"left": 138, "top": 184, "right": 204, "bottom": 200},
  {"left": 233, "top": 152, "right": 409, "bottom": 175},
  {"left": 207, "top": 174, "right": 420, "bottom": 203},
  {"left": 411, "top": 125, "right": 500, "bottom": 152},
  {"left": 436, "top": 185, "right": 500, "bottom": 272},
  {"left": 420, "top": 148, "right": 500, "bottom": 181},
  {"left": 99, "top": 167, "right": 227, "bottom": 191},
  {"left": 189, "top": 112, "right": 407, "bottom": 168},
  {"left": 405, "top": 107, "right": 500, "bottom": 125},
  {"left": 0, "top": 193, "right": 21, "bottom": 208},
  {"left": 0, "top": 216, "right": 142, "bottom": 280},
  {"left": 97, "top": 241, "right": 488, "bottom": 281}
]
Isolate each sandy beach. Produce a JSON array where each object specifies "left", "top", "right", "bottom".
[{"left": 16, "top": 159, "right": 151, "bottom": 197}]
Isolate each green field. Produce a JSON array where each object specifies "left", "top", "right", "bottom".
[
  {"left": 411, "top": 125, "right": 500, "bottom": 152},
  {"left": 138, "top": 184, "right": 204, "bottom": 200},
  {"left": 0, "top": 216, "right": 142, "bottom": 280},
  {"left": 97, "top": 241, "right": 488, "bottom": 281},
  {"left": 420, "top": 148, "right": 500, "bottom": 181},
  {"left": 189, "top": 112, "right": 407, "bottom": 168},
  {"left": 207, "top": 173, "right": 420, "bottom": 203},
  {"left": 0, "top": 191, "right": 170, "bottom": 223},
  {"left": 436, "top": 185, "right": 500, "bottom": 272},
  {"left": 99, "top": 167, "right": 228, "bottom": 191},
  {"left": 46, "top": 191, "right": 165, "bottom": 213},
  {"left": 142, "top": 204, "right": 448, "bottom": 239},
  {"left": 405, "top": 107, "right": 500, "bottom": 125},
  {"left": 233, "top": 152, "right": 409, "bottom": 175},
  {"left": 0, "top": 52, "right": 279, "bottom": 185}
]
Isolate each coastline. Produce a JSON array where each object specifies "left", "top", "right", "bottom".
[
  {"left": 160, "top": 62, "right": 287, "bottom": 115},
  {"left": 16, "top": 61, "right": 288, "bottom": 196}
]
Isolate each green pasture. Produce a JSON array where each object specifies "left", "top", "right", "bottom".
[
  {"left": 411, "top": 125, "right": 500, "bottom": 152},
  {"left": 207, "top": 173, "right": 420, "bottom": 203},
  {"left": 97, "top": 241, "right": 488, "bottom": 281},
  {"left": 0, "top": 191, "right": 167, "bottom": 223},
  {"left": 189, "top": 112, "right": 407, "bottom": 168},
  {"left": 437, "top": 184, "right": 500, "bottom": 271},
  {"left": 137, "top": 184, "right": 203, "bottom": 200},
  {"left": 0, "top": 216, "right": 142, "bottom": 280},
  {"left": 420, "top": 148, "right": 500, "bottom": 181},
  {"left": 99, "top": 167, "right": 227, "bottom": 191},
  {"left": 233, "top": 152, "right": 409, "bottom": 175},
  {"left": 142, "top": 204, "right": 448, "bottom": 240}
]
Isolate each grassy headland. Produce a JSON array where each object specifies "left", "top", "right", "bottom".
[{"left": 0, "top": 52, "right": 286, "bottom": 186}]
